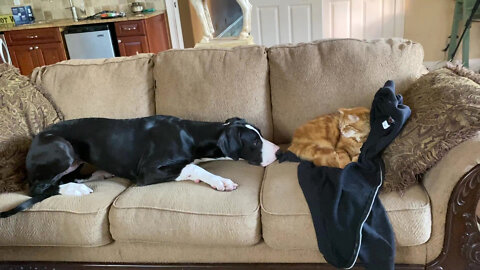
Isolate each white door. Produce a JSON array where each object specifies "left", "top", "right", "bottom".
[
  {"left": 250, "top": 0, "right": 323, "bottom": 47},
  {"left": 322, "top": 0, "right": 404, "bottom": 39},
  {"left": 250, "top": 0, "right": 404, "bottom": 46},
  {"left": 165, "top": 0, "right": 184, "bottom": 49}
]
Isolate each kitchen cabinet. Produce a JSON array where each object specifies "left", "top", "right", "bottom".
[
  {"left": 118, "top": 36, "right": 149, "bottom": 57},
  {"left": 5, "top": 27, "right": 66, "bottom": 75},
  {"left": 115, "top": 13, "right": 169, "bottom": 57},
  {"left": 8, "top": 45, "right": 41, "bottom": 75},
  {"left": 37, "top": 43, "right": 68, "bottom": 65},
  {"left": 3, "top": 12, "right": 170, "bottom": 75}
]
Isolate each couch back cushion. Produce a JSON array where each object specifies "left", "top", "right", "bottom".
[
  {"left": 153, "top": 46, "right": 273, "bottom": 140},
  {"left": 30, "top": 54, "right": 155, "bottom": 120},
  {"left": 268, "top": 38, "right": 427, "bottom": 144}
]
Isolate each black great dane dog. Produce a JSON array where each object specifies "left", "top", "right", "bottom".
[{"left": 0, "top": 116, "right": 279, "bottom": 218}]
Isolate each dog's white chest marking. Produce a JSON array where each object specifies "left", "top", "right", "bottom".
[
  {"left": 175, "top": 164, "right": 238, "bottom": 191},
  {"left": 59, "top": 183, "right": 93, "bottom": 196}
]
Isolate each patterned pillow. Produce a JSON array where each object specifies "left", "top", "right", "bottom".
[
  {"left": 0, "top": 64, "right": 63, "bottom": 193},
  {"left": 382, "top": 65, "right": 480, "bottom": 192}
]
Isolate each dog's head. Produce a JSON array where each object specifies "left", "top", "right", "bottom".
[{"left": 217, "top": 118, "right": 279, "bottom": 167}]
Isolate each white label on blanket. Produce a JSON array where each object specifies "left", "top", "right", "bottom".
[{"left": 382, "top": 120, "right": 390, "bottom": 129}]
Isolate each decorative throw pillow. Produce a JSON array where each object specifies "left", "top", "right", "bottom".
[
  {"left": 382, "top": 64, "right": 480, "bottom": 192},
  {"left": 0, "top": 64, "right": 63, "bottom": 193}
]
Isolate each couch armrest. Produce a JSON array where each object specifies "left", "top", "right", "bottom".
[{"left": 422, "top": 134, "right": 480, "bottom": 268}]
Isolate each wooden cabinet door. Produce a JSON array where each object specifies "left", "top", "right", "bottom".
[
  {"left": 118, "top": 36, "right": 149, "bottom": 57},
  {"left": 37, "top": 43, "right": 67, "bottom": 66},
  {"left": 9, "top": 45, "right": 42, "bottom": 75}
]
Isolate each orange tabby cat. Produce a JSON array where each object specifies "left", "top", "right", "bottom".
[{"left": 288, "top": 107, "right": 370, "bottom": 168}]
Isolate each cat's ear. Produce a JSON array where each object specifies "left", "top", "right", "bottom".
[
  {"left": 338, "top": 108, "right": 347, "bottom": 115},
  {"left": 348, "top": 114, "right": 360, "bottom": 122}
]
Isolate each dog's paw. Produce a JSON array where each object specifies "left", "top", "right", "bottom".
[
  {"left": 209, "top": 176, "right": 238, "bottom": 192},
  {"left": 59, "top": 183, "right": 93, "bottom": 196}
]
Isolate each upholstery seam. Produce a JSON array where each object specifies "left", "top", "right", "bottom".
[
  {"left": 266, "top": 38, "right": 419, "bottom": 51},
  {"left": 111, "top": 203, "right": 261, "bottom": 217},
  {"left": 158, "top": 45, "right": 265, "bottom": 54},
  {"left": 49, "top": 54, "right": 153, "bottom": 67}
]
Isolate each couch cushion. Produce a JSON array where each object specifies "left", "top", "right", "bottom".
[
  {"left": 109, "top": 160, "right": 263, "bottom": 247},
  {"left": 0, "top": 178, "right": 130, "bottom": 247},
  {"left": 153, "top": 46, "right": 273, "bottom": 140},
  {"left": 261, "top": 161, "right": 432, "bottom": 250},
  {"left": 30, "top": 54, "right": 155, "bottom": 120},
  {"left": 268, "top": 38, "right": 428, "bottom": 144}
]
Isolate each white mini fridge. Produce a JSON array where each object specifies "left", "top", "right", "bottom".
[{"left": 64, "top": 24, "right": 116, "bottom": 59}]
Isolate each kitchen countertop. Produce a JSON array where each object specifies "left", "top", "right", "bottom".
[{"left": 0, "top": 11, "right": 164, "bottom": 32}]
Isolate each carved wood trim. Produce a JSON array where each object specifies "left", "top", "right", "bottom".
[{"left": 426, "top": 164, "right": 480, "bottom": 270}]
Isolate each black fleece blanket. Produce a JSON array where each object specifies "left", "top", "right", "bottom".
[{"left": 278, "top": 81, "right": 410, "bottom": 269}]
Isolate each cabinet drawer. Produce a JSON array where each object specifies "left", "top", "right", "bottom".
[
  {"left": 115, "top": 20, "right": 146, "bottom": 37},
  {"left": 5, "top": 27, "right": 62, "bottom": 45}
]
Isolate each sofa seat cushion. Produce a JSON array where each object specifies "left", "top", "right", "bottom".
[
  {"left": 109, "top": 160, "right": 263, "bottom": 247},
  {"left": 0, "top": 178, "right": 130, "bottom": 247},
  {"left": 261, "top": 161, "right": 432, "bottom": 250}
]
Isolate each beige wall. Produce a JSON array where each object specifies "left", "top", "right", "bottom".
[
  {"left": 0, "top": 0, "right": 165, "bottom": 21},
  {"left": 404, "top": 0, "right": 480, "bottom": 61}
]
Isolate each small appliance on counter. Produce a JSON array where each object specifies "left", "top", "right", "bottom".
[
  {"left": 81, "top": 10, "right": 126, "bottom": 20},
  {"left": 131, "top": 2, "right": 145, "bottom": 14},
  {"left": 11, "top": 6, "right": 35, "bottom": 26}
]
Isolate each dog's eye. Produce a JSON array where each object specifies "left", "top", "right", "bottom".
[{"left": 253, "top": 138, "right": 261, "bottom": 146}]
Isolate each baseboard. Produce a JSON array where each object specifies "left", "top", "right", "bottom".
[
  {"left": 217, "top": 16, "right": 243, "bottom": 38},
  {"left": 424, "top": 58, "right": 480, "bottom": 72}
]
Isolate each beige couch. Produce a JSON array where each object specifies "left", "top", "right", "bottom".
[{"left": 1, "top": 38, "right": 479, "bottom": 269}]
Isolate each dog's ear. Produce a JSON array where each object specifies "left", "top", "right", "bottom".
[
  {"left": 217, "top": 126, "right": 242, "bottom": 160},
  {"left": 224, "top": 117, "right": 246, "bottom": 127}
]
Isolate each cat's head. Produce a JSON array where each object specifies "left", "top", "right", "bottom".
[{"left": 338, "top": 107, "right": 370, "bottom": 141}]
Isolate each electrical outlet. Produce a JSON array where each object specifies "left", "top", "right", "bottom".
[{"left": 13, "top": 0, "right": 21, "bottom": 5}]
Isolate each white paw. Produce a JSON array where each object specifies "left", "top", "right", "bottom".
[
  {"left": 208, "top": 176, "right": 238, "bottom": 192},
  {"left": 59, "top": 183, "right": 93, "bottom": 196}
]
